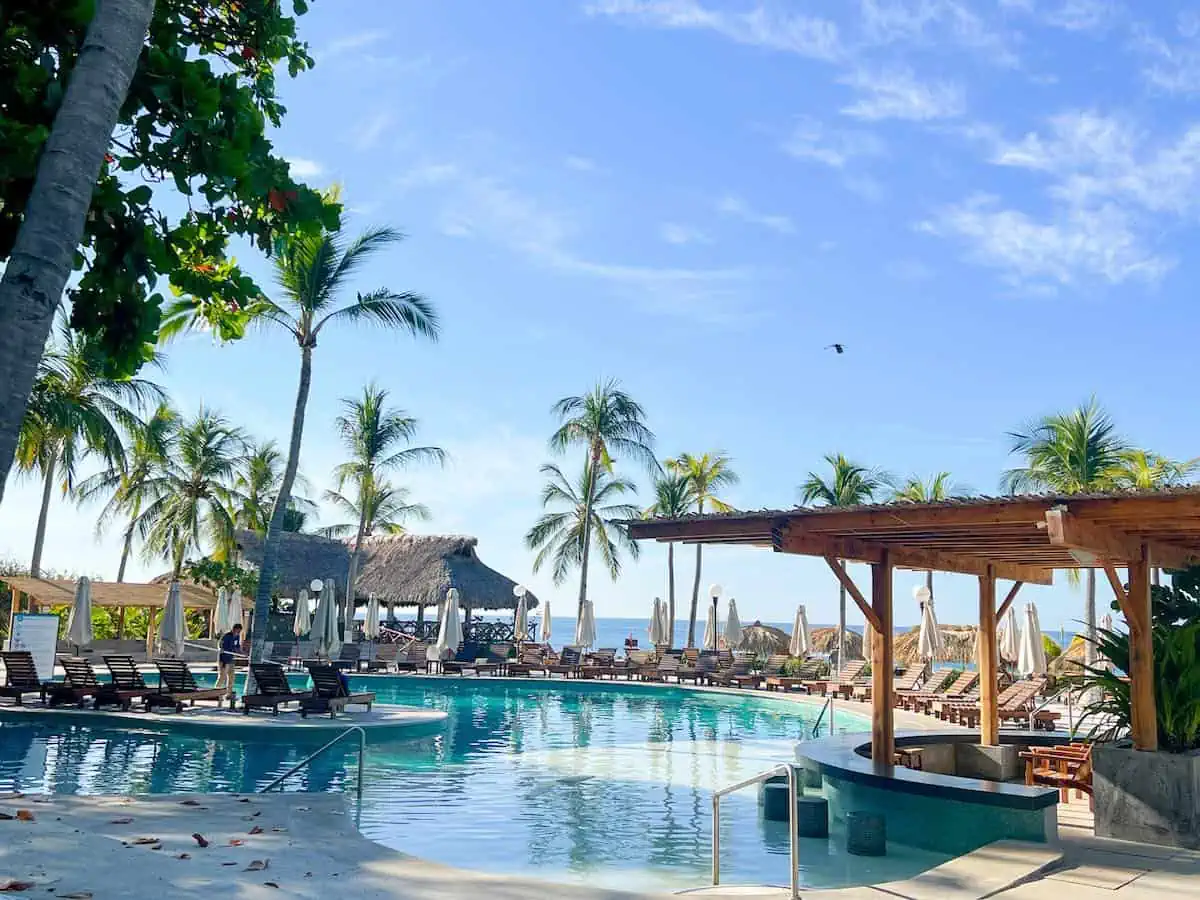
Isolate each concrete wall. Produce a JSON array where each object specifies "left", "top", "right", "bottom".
[{"left": 1095, "top": 744, "right": 1200, "bottom": 850}]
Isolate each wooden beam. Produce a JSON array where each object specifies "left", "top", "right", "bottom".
[
  {"left": 1101, "top": 562, "right": 1129, "bottom": 615},
  {"left": 978, "top": 566, "right": 1000, "bottom": 746},
  {"left": 871, "top": 552, "right": 895, "bottom": 765},
  {"left": 996, "top": 581, "right": 1024, "bottom": 620},
  {"left": 780, "top": 528, "right": 1054, "bottom": 585},
  {"left": 629, "top": 515, "right": 780, "bottom": 542},
  {"left": 1126, "top": 545, "right": 1157, "bottom": 751},
  {"left": 823, "top": 555, "right": 882, "bottom": 633},
  {"left": 1045, "top": 508, "right": 1200, "bottom": 570}
]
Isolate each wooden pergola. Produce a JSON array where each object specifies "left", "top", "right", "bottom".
[{"left": 629, "top": 489, "right": 1200, "bottom": 760}]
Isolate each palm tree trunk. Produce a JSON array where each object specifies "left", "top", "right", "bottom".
[
  {"left": 251, "top": 344, "right": 314, "bottom": 665},
  {"left": 686, "top": 544, "right": 703, "bottom": 648},
  {"left": 344, "top": 491, "right": 370, "bottom": 630},
  {"left": 666, "top": 542, "right": 676, "bottom": 648},
  {"left": 116, "top": 523, "right": 134, "bottom": 583},
  {"left": 1083, "top": 567, "right": 1097, "bottom": 669},
  {"left": 0, "top": 0, "right": 155, "bottom": 501},
  {"left": 575, "top": 447, "right": 601, "bottom": 623},
  {"left": 30, "top": 456, "right": 57, "bottom": 577}
]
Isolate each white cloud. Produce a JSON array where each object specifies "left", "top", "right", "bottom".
[
  {"left": 1134, "top": 15, "right": 1200, "bottom": 95},
  {"left": 286, "top": 157, "right": 325, "bottom": 179},
  {"left": 584, "top": 0, "right": 842, "bottom": 61},
  {"left": 919, "top": 194, "right": 1171, "bottom": 288},
  {"left": 860, "top": 0, "right": 1018, "bottom": 65},
  {"left": 659, "top": 222, "right": 712, "bottom": 245},
  {"left": 716, "top": 194, "right": 795, "bottom": 234},
  {"left": 353, "top": 111, "right": 393, "bottom": 151},
  {"left": 565, "top": 155, "right": 601, "bottom": 172},
  {"left": 782, "top": 117, "right": 885, "bottom": 168},
  {"left": 323, "top": 30, "right": 389, "bottom": 58},
  {"left": 998, "top": 0, "right": 1119, "bottom": 32},
  {"left": 839, "top": 67, "right": 965, "bottom": 121}
]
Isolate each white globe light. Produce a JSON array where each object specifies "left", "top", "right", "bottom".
[
  {"left": 310, "top": 578, "right": 324, "bottom": 592},
  {"left": 513, "top": 584, "right": 527, "bottom": 598},
  {"left": 709, "top": 583, "right": 723, "bottom": 598},
  {"left": 913, "top": 585, "right": 931, "bottom": 603}
]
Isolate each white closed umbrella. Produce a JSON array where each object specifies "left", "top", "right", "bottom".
[
  {"left": 539, "top": 600, "right": 552, "bottom": 644},
  {"left": 790, "top": 604, "right": 811, "bottom": 657},
  {"left": 575, "top": 599, "right": 597, "bottom": 649},
  {"left": 227, "top": 590, "right": 244, "bottom": 635},
  {"left": 1017, "top": 602, "right": 1047, "bottom": 676},
  {"left": 658, "top": 599, "right": 671, "bottom": 647},
  {"left": 918, "top": 597, "right": 943, "bottom": 661},
  {"left": 364, "top": 593, "right": 381, "bottom": 641},
  {"left": 514, "top": 593, "right": 529, "bottom": 642},
  {"left": 648, "top": 597, "right": 666, "bottom": 646},
  {"left": 293, "top": 590, "right": 311, "bottom": 638},
  {"left": 311, "top": 580, "right": 340, "bottom": 659},
  {"left": 66, "top": 576, "right": 93, "bottom": 649},
  {"left": 724, "top": 598, "right": 743, "bottom": 650},
  {"left": 702, "top": 604, "right": 718, "bottom": 651},
  {"left": 999, "top": 606, "right": 1020, "bottom": 663},
  {"left": 433, "top": 588, "right": 463, "bottom": 660},
  {"left": 214, "top": 588, "right": 231, "bottom": 634},
  {"left": 159, "top": 581, "right": 186, "bottom": 658}
]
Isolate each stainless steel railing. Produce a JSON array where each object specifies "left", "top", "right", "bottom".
[
  {"left": 811, "top": 695, "right": 835, "bottom": 737},
  {"left": 259, "top": 725, "right": 366, "bottom": 825},
  {"left": 712, "top": 764, "right": 799, "bottom": 899}
]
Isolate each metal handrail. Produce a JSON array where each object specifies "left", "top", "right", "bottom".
[
  {"left": 259, "top": 726, "right": 366, "bottom": 824},
  {"left": 811, "top": 695, "right": 834, "bottom": 737},
  {"left": 1029, "top": 681, "right": 1075, "bottom": 732},
  {"left": 712, "top": 764, "right": 799, "bottom": 899}
]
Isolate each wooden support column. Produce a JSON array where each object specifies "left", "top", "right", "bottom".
[
  {"left": 978, "top": 566, "right": 1000, "bottom": 746},
  {"left": 1127, "top": 546, "right": 1157, "bottom": 751},
  {"left": 870, "top": 552, "right": 894, "bottom": 765}
]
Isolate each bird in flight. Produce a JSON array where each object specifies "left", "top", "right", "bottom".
[{"left": 825, "top": 343, "right": 844, "bottom": 354}]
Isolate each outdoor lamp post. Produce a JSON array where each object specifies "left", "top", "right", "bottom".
[
  {"left": 514, "top": 584, "right": 527, "bottom": 645},
  {"left": 710, "top": 583, "right": 723, "bottom": 647},
  {"left": 913, "top": 584, "right": 931, "bottom": 614}
]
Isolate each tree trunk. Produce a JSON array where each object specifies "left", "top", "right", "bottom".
[
  {"left": 666, "top": 541, "right": 676, "bottom": 648},
  {"left": 30, "top": 456, "right": 57, "bottom": 577},
  {"left": 686, "top": 544, "right": 703, "bottom": 648},
  {"left": 343, "top": 482, "right": 370, "bottom": 629},
  {"left": 251, "top": 344, "right": 313, "bottom": 666},
  {"left": 1083, "top": 566, "right": 1097, "bottom": 669},
  {"left": 116, "top": 523, "right": 134, "bottom": 582},
  {"left": 926, "top": 569, "right": 934, "bottom": 599},
  {"left": 0, "top": 0, "right": 156, "bottom": 501},
  {"left": 575, "top": 445, "right": 601, "bottom": 623}
]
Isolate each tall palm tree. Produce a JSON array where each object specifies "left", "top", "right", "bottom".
[
  {"left": 162, "top": 218, "right": 438, "bottom": 664},
  {"left": 330, "top": 383, "right": 445, "bottom": 610},
  {"left": 526, "top": 462, "right": 641, "bottom": 586},
  {"left": 233, "top": 440, "right": 316, "bottom": 535},
  {"left": 76, "top": 403, "right": 178, "bottom": 582},
  {"left": 800, "top": 453, "right": 886, "bottom": 670},
  {"left": 16, "top": 318, "right": 164, "bottom": 576},
  {"left": 665, "top": 452, "right": 738, "bottom": 648},
  {"left": 548, "top": 380, "right": 656, "bottom": 619},
  {"left": 133, "top": 409, "right": 248, "bottom": 577},
  {"left": 318, "top": 480, "right": 430, "bottom": 538},
  {"left": 1003, "top": 399, "right": 1128, "bottom": 667},
  {"left": 1108, "top": 450, "right": 1199, "bottom": 490},
  {"left": 644, "top": 472, "right": 695, "bottom": 646},
  {"left": 891, "top": 472, "right": 963, "bottom": 604}
]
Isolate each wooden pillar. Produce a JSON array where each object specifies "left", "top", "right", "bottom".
[
  {"left": 870, "top": 553, "right": 894, "bottom": 765},
  {"left": 1127, "top": 546, "right": 1157, "bottom": 751},
  {"left": 978, "top": 565, "right": 1000, "bottom": 746}
]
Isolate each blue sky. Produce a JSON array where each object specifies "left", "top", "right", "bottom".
[{"left": 5, "top": 0, "right": 1200, "bottom": 631}]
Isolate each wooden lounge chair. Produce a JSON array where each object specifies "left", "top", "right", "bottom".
[
  {"left": 393, "top": 641, "right": 429, "bottom": 673},
  {"left": 301, "top": 663, "right": 376, "bottom": 718},
  {"left": 897, "top": 670, "right": 979, "bottom": 713},
  {"left": 53, "top": 656, "right": 152, "bottom": 710},
  {"left": 810, "top": 659, "right": 866, "bottom": 698},
  {"left": 366, "top": 643, "right": 399, "bottom": 672},
  {"left": 852, "top": 663, "right": 925, "bottom": 701},
  {"left": 0, "top": 651, "right": 47, "bottom": 705},
  {"left": 546, "top": 646, "right": 582, "bottom": 678},
  {"left": 705, "top": 656, "right": 754, "bottom": 687},
  {"left": 1021, "top": 744, "right": 1093, "bottom": 809},
  {"left": 153, "top": 658, "right": 230, "bottom": 711},
  {"left": 643, "top": 652, "right": 681, "bottom": 682},
  {"left": 506, "top": 646, "right": 548, "bottom": 677},
  {"left": 578, "top": 648, "right": 616, "bottom": 679},
  {"left": 624, "top": 649, "right": 655, "bottom": 680},
  {"left": 763, "top": 657, "right": 826, "bottom": 692},
  {"left": 936, "top": 678, "right": 1051, "bottom": 728},
  {"left": 103, "top": 655, "right": 165, "bottom": 710},
  {"left": 442, "top": 642, "right": 486, "bottom": 675},
  {"left": 676, "top": 653, "right": 718, "bottom": 685},
  {"left": 332, "top": 643, "right": 362, "bottom": 672},
  {"left": 242, "top": 663, "right": 312, "bottom": 715}
]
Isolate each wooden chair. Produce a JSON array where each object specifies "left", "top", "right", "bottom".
[
  {"left": 546, "top": 646, "right": 582, "bottom": 678},
  {"left": 366, "top": 642, "right": 399, "bottom": 672},
  {"left": 1021, "top": 744, "right": 1093, "bottom": 809},
  {"left": 0, "top": 651, "right": 47, "bottom": 705},
  {"left": 301, "top": 663, "right": 376, "bottom": 718},
  {"left": 56, "top": 656, "right": 151, "bottom": 710},
  {"left": 153, "top": 658, "right": 229, "bottom": 711},
  {"left": 242, "top": 663, "right": 312, "bottom": 715},
  {"left": 764, "top": 657, "right": 826, "bottom": 692}
]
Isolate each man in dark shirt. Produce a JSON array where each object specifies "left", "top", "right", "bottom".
[{"left": 216, "top": 623, "right": 242, "bottom": 698}]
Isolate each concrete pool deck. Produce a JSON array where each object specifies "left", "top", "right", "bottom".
[{"left": 2, "top": 792, "right": 1195, "bottom": 900}]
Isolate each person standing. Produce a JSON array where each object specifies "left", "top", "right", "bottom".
[{"left": 216, "top": 623, "right": 242, "bottom": 699}]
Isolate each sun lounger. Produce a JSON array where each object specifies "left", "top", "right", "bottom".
[
  {"left": 365, "top": 642, "right": 400, "bottom": 672},
  {"left": 763, "top": 657, "right": 826, "bottom": 692},
  {"left": 578, "top": 649, "right": 616, "bottom": 679},
  {"left": 546, "top": 646, "right": 582, "bottom": 678},
  {"left": 53, "top": 656, "right": 152, "bottom": 710},
  {"left": 301, "top": 663, "right": 376, "bottom": 718},
  {"left": 505, "top": 646, "right": 548, "bottom": 677},
  {"left": 808, "top": 659, "right": 866, "bottom": 698},
  {"left": 676, "top": 653, "right": 719, "bottom": 685},
  {"left": 0, "top": 651, "right": 47, "bottom": 705},
  {"left": 442, "top": 642, "right": 490, "bottom": 675},
  {"left": 898, "top": 670, "right": 979, "bottom": 713},
  {"left": 393, "top": 641, "right": 429, "bottom": 672},
  {"left": 642, "top": 652, "right": 682, "bottom": 682},
  {"left": 935, "top": 678, "right": 1052, "bottom": 728},
  {"left": 705, "top": 656, "right": 754, "bottom": 687},
  {"left": 852, "top": 663, "right": 927, "bottom": 701},
  {"left": 242, "top": 663, "right": 312, "bottom": 715},
  {"left": 333, "top": 643, "right": 362, "bottom": 672},
  {"left": 103, "top": 654, "right": 166, "bottom": 710},
  {"left": 152, "top": 658, "right": 230, "bottom": 711}
]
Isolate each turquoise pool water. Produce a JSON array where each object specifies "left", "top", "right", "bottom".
[{"left": 0, "top": 676, "right": 949, "bottom": 890}]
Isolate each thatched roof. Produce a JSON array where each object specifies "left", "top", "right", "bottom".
[
  {"left": 1, "top": 577, "right": 216, "bottom": 609},
  {"left": 354, "top": 534, "right": 538, "bottom": 610},
  {"left": 810, "top": 627, "right": 864, "bottom": 660},
  {"left": 1049, "top": 636, "right": 1086, "bottom": 676},
  {"left": 234, "top": 529, "right": 351, "bottom": 597},
  {"left": 893, "top": 624, "right": 978, "bottom": 666},
  {"left": 738, "top": 623, "right": 790, "bottom": 654}
]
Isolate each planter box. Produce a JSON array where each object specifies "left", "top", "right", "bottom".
[{"left": 1094, "top": 743, "right": 1200, "bottom": 849}]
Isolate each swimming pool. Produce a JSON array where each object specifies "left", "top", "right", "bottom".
[{"left": 0, "top": 676, "right": 950, "bottom": 890}]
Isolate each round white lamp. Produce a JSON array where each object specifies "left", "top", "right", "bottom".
[
  {"left": 310, "top": 578, "right": 324, "bottom": 593},
  {"left": 709, "top": 583, "right": 723, "bottom": 599},
  {"left": 913, "top": 585, "right": 931, "bottom": 604},
  {"left": 513, "top": 584, "right": 527, "bottom": 598}
]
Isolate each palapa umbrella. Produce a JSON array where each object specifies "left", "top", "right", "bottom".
[
  {"left": 159, "top": 580, "right": 186, "bottom": 657},
  {"left": 214, "top": 588, "right": 231, "bottom": 634},
  {"left": 312, "top": 579, "right": 341, "bottom": 659},
  {"left": 539, "top": 600, "right": 552, "bottom": 644},
  {"left": 648, "top": 597, "right": 666, "bottom": 646},
  {"left": 918, "top": 596, "right": 943, "bottom": 661},
  {"left": 66, "top": 576, "right": 93, "bottom": 650},
  {"left": 1017, "top": 602, "right": 1047, "bottom": 676},
  {"left": 999, "top": 606, "right": 1020, "bottom": 663},
  {"left": 702, "top": 604, "right": 718, "bottom": 651},
  {"left": 433, "top": 588, "right": 463, "bottom": 660},
  {"left": 789, "top": 604, "right": 810, "bottom": 657},
  {"left": 364, "top": 593, "right": 381, "bottom": 641},
  {"left": 293, "top": 589, "right": 312, "bottom": 638},
  {"left": 724, "top": 598, "right": 743, "bottom": 650},
  {"left": 575, "top": 599, "right": 597, "bottom": 649}
]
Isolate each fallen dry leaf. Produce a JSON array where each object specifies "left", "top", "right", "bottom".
[
  {"left": 264, "top": 882, "right": 279, "bottom": 889},
  {"left": 294, "top": 807, "right": 310, "bottom": 812},
  {"left": 59, "top": 892, "right": 93, "bottom": 899},
  {"left": 0, "top": 881, "right": 34, "bottom": 892},
  {"left": 237, "top": 798, "right": 251, "bottom": 803},
  {"left": 108, "top": 817, "right": 134, "bottom": 825},
  {"left": 176, "top": 853, "right": 191, "bottom": 860},
  {"left": 14, "top": 810, "right": 34, "bottom": 822},
  {"left": 180, "top": 799, "right": 201, "bottom": 806},
  {"left": 191, "top": 833, "right": 209, "bottom": 848},
  {"left": 131, "top": 837, "right": 159, "bottom": 845},
  {"left": 270, "top": 827, "right": 287, "bottom": 833},
  {"left": 248, "top": 826, "right": 263, "bottom": 835},
  {"left": 228, "top": 839, "right": 245, "bottom": 847},
  {"left": 221, "top": 862, "right": 237, "bottom": 867},
  {"left": 244, "top": 859, "right": 269, "bottom": 872}
]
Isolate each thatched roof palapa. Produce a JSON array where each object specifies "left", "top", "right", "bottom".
[
  {"left": 893, "top": 624, "right": 978, "bottom": 666},
  {"left": 809, "top": 627, "right": 864, "bottom": 660},
  {"left": 234, "top": 529, "right": 351, "bottom": 597}
]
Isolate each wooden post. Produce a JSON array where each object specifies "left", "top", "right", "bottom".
[
  {"left": 1127, "top": 546, "right": 1157, "bottom": 751},
  {"left": 116, "top": 606, "right": 126, "bottom": 640},
  {"left": 870, "top": 552, "right": 894, "bottom": 765},
  {"left": 978, "top": 566, "right": 999, "bottom": 746}
]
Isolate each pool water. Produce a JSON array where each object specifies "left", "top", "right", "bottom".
[{"left": 0, "top": 676, "right": 950, "bottom": 890}]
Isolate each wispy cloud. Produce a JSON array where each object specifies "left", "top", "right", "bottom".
[
  {"left": 286, "top": 157, "right": 325, "bottom": 179},
  {"left": 716, "top": 194, "right": 795, "bottom": 235},
  {"left": 998, "top": 0, "right": 1120, "bottom": 33},
  {"left": 659, "top": 222, "right": 712, "bottom": 245},
  {"left": 323, "top": 30, "right": 389, "bottom": 58},
  {"left": 782, "top": 117, "right": 885, "bottom": 168},
  {"left": 840, "top": 66, "right": 965, "bottom": 120},
  {"left": 565, "top": 155, "right": 601, "bottom": 172},
  {"left": 859, "top": 0, "right": 1018, "bottom": 65},
  {"left": 353, "top": 111, "right": 393, "bottom": 151},
  {"left": 584, "top": 0, "right": 843, "bottom": 61},
  {"left": 1134, "top": 14, "right": 1200, "bottom": 95}
]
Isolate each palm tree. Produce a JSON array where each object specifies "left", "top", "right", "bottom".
[
  {"left": 329, "top": 383, "right": 445, "bottom": 610},
  {"left": 891, "top": 472, "right": 963, "bottom": 605},
  {"left": 162, "top": 218, "right": 438, "bottom": 664},
  {"left": 133, "top": 409, "right": 248, "bottom": 577},
  {"left": 318, "top": 480, "right": 430, "bottom": 538},
  {"left": 800, "top": 453, "right": 886, "bottom": 670},
  {"left": 548, "top": 380, "right": 657, "bottom": 619},
  {"left": 1003, "top": 399, "right": 1128, "bottom": 667},
  {"left": 76, "top": 403, "right": 178, "bottom": 582},
  {"left": 665, "top": 452, "right": 738, "bottom": 648},
  {"left": 644, "top": 473, "right": 695, "bottom": 646},
  {"left": 233, "top": 440, "right": 316, "bottom": 534},
  {"left": 526, "top": 462, "right": 641, "bottom": 586},
  {"left": 16, "top": 318, "right": 164, "bottom": 576},
  {"left": 1108, "top": 450, "right": 1199, "bottom": 490}
]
